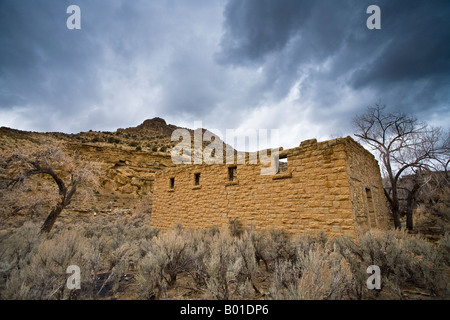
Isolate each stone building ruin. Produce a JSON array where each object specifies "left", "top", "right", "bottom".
[{"left": 151, "top": 136, "right": 390, "bottom": 237}]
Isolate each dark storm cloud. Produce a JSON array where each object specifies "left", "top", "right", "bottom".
[
  {"left": 0, "top": 0, "right": 225, "bottom": 132},
  {"left": 0, "top": 1, "right": 103, "bottom": 122},
  {"left": 350, "top": 1, "right": 450, "bottom": 88},
  {"left": 217, "top": 0, "right": 450, "bottom": 123},
  {"left": 217, "top": 0, "right": 351, "bottom": 66},
  {"left": 0, "top": 0, "right": 448, "bottom": 146}
]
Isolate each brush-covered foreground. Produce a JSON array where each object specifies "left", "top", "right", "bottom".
[{"left": 0, "top": 213, "right": 449, "bottom": 300}]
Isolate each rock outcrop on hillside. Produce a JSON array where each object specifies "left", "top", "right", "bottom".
[{"left": 0, "top": 119, "right": 186, "bottom": 222}]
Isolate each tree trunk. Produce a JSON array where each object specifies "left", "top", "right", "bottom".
[
  {"left": 391, "top": 182, "right": 402, "bottom": 229},
  {"left": 405, "top": 182, "right": 420, "bottom": 231},
  {"left": 384, "top": 159, "right": 402, "bottom": 229},
  {"left": 405, "top": 210, "right": 413, "bottom": 231},
  {"left": 40, "top": 203, "right": 64, "bottom": 234},
  {"left": 384, "top": 186, "right": 402, "bottom": 229},
  {"left": 392, "top": 208, "right": 402, "bottom": 229},
  {"left": 40, "top": 184, "right": 77, "bottom": 235}
]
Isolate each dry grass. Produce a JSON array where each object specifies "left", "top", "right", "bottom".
[{"left": 0, "top": 216, "right": 449, "bottom": 300}]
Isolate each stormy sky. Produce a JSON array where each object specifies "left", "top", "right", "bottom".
[{"left": 1, "top": 0, "right": 449, "bottom": 150}]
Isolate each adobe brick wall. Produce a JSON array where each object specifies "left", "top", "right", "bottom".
[{"left": 151, "top": 137, "right": 390, "bottom": 237}]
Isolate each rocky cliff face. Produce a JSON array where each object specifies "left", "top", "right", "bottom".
[{"left": 0, "top": 118, "right": 185, "bottom": 221}]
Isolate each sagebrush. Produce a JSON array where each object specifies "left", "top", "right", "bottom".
[{"left": 1, "top": 217, "right": 449, "bottom": 300}]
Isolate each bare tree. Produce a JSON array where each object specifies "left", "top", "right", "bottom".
[
  {"left": 353, "top": 104, "right": 449, "bottom": 229},
  {"left": 0, "top": 143, "right": 99, "bottom": 234}
]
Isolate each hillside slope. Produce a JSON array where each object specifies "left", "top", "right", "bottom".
[{"left": 0, "top": 118, "right": 211, "bottom": 226}]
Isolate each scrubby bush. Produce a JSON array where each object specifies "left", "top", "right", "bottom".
[
  {"left": 296, "top": 247, "right": 353, "bottom": 299},
  {"left": 107, "top": 137, "right": 120, "bottom": 144},
  {"left": 199, "top": 229, "right": 262, "bottom": 299},
  {"left": 292, "top": 231, "right": 328, "bottom": 256},
  {"left": 334, "top": 229, "right": 447, "bottom": 299},
  {"left": 269, "top": 258, "right": 301, "bottom": 299},
  {"left": 203, "top": 230, "right": 238, "bottom": 300},
  {"left": 233, "top": 232, "right": 259, "bottom": 298},
  {"left": 186, "top": 231, "right": 209, "bottom": 288},
  {"left": 1, "top": 215, "right": 448, "bottom": 300},
  {"left": 137, "top": 226, "right": 198, "bottom": 300},
  {"left": 151, "top": 228, "right": 195, "bottom": 286},
  {"left": 0, "top": 209, "right": 158, "bottom": 300},
  {"left": 137, "top": 252, "right": 168, "bottom": 299},
  {"left": 330, "top": 235, "right": 369, "bottom": 300},
  {"left": 439, "top": 232, "right": 450, "bottom": 266},
  {"left": 228, "top": 218, "right": 244, "bottom": 238},
  {"left": 129, "top": 141, "right": 138, "bottom": 147},
  {"left": 0, "top": 222, "right": 42, "bottom": 297},
  {"left": 2, "top": 229, "right": 100, "bottom": 299},
  {"left": 268, "top": 229, "right": 297, "bottom": 264},
  {"left": 361, "top": 230, "right": 445, "bottom": 298},
  {"left": 268, "top": 232, "right": 352, "bottom": 300},
  {"left": 250, "top": 230, "right": 276, "bottom": 272}
]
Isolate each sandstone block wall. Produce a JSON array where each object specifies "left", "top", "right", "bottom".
[{"left": 151, "top": 137, "right": 390, "bottom": 237}]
